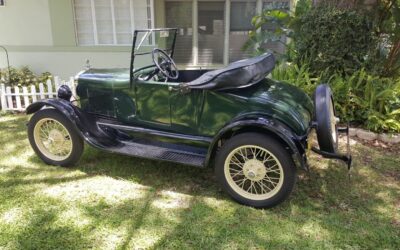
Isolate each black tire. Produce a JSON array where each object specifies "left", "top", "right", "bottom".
[
  {"left": 314, "top": 84, "right": 338, "bottom": 153},
  {"left": 215, "top": 133, "right": 296, "bottom": 208},
  {"left": 28, "top": 109, "right": 84, "bottom": 167}
]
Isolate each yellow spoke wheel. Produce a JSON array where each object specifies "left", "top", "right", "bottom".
[
  {"left": 34, "top": 118, "right": 73, "bottom": 161},
  {"left": 28, "top": 109, "right": 83, "bottom": 167},
  {"left": 215, "top": 133, "right": 296, "bottom": 208},
  {"left": 224, "top": 145, "right": 284, "bottom": 200}
]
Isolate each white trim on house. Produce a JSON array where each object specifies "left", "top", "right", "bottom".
[
  {"left": 223, "top": 0, "right": 231, "bottom": 65},
  {"left": 89, "top": 0, "right": 99, "bottom": 45},
  {"left": 192, "top": 0, "right": 199, "bottom": 66}
]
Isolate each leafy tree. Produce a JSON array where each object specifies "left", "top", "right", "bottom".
[{"left": 245, "top": 0, "right": 400, "bottom": 77}]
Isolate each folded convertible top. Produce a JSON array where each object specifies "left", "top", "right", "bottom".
[{"left": 185, "top": 53, "right": 275, "bottom": 90}]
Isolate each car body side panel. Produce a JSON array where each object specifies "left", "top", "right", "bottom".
[
  {"left": 77, "top": 69, "right": 313, "bottom": 138},
  {"left": 26, "top": 99, "right": 306, "bottom": 169},
  {"left": 76, "top": 68, "right": 131, "bottom": 118},
  {"left": 170, "top": 89, "right": 205, "bottom": 134},
  {"left": 134, "top": 80, "right": 171, "bottom": 127},
  {"left": 197, "top": 79, "right": 313, "bottom": 137},
  {"left": 113, "top": 79, "right": 136, "bottom": 122}
]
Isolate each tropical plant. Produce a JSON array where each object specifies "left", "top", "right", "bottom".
[{"left": 272, "top": 63, "right": 400, "bottom": 133}]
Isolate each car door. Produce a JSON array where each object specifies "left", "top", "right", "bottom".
[
  {"left": 134, "top": 79, "right": 171, "bottom": 129},
  {"left": 169, "top": 86, "right": 204, "bottom": 135}
]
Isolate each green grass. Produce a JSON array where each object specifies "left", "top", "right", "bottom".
[{"left": 0, "top": 114, "right": 399, "bottom": 249}]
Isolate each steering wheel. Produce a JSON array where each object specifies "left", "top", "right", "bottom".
[{"left": 152, "top": 48, "right": 179, "bottom": 80}]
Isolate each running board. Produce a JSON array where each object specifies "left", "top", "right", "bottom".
[{"left": 105, "top": 138, "right": 207, "bottom": 167}]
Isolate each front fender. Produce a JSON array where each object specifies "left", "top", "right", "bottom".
[
  {"left": 27, "top": 99, "right": 80, "bottom": 130},
  {"left": 26, "top": 99, "right": 78, "bottom": 122},
  {"left": 205, "top": 115, "right": 307, "bottom": 170},
  {"left": 26, "top": 99, "right": 119, "bottom": 148}
]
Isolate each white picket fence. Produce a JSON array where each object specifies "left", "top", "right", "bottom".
[{"left": 0, "top": 76, "right": 77, "bottom": 111}]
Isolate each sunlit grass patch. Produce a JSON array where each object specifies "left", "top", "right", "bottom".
[{"left": 41, "top": 176, "right": 150, "bottom": 204}]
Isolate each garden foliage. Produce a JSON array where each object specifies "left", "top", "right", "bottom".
[
  {"left": 292, "top": 7, "right": 378, "bottom": 75},
  {"left": 247, "top": 0, "right": 400, "bottom": 133},
  {"left": 272, "top": 63, "right": 400, "bottom": 133},
  {"left": 0, "top": 66, "right": 52, "bottom": 87}
]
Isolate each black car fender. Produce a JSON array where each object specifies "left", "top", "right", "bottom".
[
  {"left": 205, "top": 115, "right": 307, "bottom": 170},
  {"left": 26, "top": 99, "right": 119, "bottom": 148},
  {"left": 26, "top": 99, "right": 80, "bottom": 129}
]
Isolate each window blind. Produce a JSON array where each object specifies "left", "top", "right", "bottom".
[
  {"left": 165, "top": 1, "right": 193, "bottom": 64},
  {"left": 198, "top": 1, "right": 225, "bottom": 65},
  {"left": 229, "top": 0, "right": 257, "bottom": 63},
  {"left": 74, "top": 0, "right": 153, "bottom": 45}
]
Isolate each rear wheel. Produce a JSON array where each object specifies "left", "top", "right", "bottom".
[
  {"left": 28, "top": 109, "right": 84, "bottom": 167},
  {"left": 215, "top": 133, "right": 296, "bottom": 208}
]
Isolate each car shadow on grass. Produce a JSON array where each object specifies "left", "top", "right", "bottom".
[
  {"left": 64, "top": 144, "right": 399, "bottom": 248},
  {"left": 13, "top": 206, "right": 92, "bottom": 249},
  {"left": 76, "top": 146, "right": 220, "bottom": 198}
]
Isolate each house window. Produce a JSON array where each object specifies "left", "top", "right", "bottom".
[
  {"left": 198, "top": 1, "right": 225, "bottom": 65},
  {"left": 73, "top": 0, "right": 154, "bottom": 45},
  {"left": 263, "top": 0, "right": 290, "bottom": 10},
  {"left": 165, "top": 1, "right": 193, "bottom": 64},
  {"left": 229, "top": 0, "right": 257, "bottom": 63}
]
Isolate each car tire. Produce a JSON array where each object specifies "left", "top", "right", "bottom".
[
  {"left": 28, "top": 109, "right": 84, "bottom": 167},
  {"left": 314, "top": 84, "right": 338, "bottom": 153},
  {"left": 215, "top": 133, "right": 296, "bottom": 208}
]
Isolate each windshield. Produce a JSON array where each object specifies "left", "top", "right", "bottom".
[{"left": 130, "top": 28, "right": 178, "bottom": 71}]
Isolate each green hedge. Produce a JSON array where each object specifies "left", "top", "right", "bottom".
[{"left": 292, "top": 6, "right": 379, "bottom": 76}]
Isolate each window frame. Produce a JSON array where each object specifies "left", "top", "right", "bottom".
[{"left": 73, "top": 0, "right": 155, "bottom": 46}]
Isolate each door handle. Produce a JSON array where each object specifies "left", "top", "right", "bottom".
[
  {"left": 168, "top": 86, "right": 180, "bottom": 92},
  {"left": 168, "top": 84, "right": 190, "bottom": 94}
]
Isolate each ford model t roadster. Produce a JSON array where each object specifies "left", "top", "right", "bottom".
[{"left": 26, "top": 29, "right": 351, "bottom": 208}]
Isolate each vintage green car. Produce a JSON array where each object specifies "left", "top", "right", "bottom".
[{"left": 26, "top": 29, "right": 351, "bottom": 208}]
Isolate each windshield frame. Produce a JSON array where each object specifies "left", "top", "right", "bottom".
[{"left": 130, "top": 28, "right": 178, "bottom": 84}]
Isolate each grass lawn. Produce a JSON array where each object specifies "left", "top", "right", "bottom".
[{"left": 0, "top": 114, "right": 399, "bottom": 249}]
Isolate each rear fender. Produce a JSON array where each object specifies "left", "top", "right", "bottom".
[
  {"left": 26, "top": 99, "right": 119, "bottom": 148},
  {"left": 205, "top": 116, "right": 307, "bottom": 170}
]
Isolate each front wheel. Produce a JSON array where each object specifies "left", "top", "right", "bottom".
[
  {"left": 215, "top": 133, "right": 296, "bottom": 208},
  {"left": 28, "top": 109, "right": 84, "bottom": 167}
]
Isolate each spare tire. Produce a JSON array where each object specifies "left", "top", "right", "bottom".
[{"left": 314, "top": 84, "right": 338, "bottom": 153}]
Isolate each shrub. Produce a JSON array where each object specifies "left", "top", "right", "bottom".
[
  {"left": 0, "top": 66, "right": 52, "bottom": 87},
  {"left": 292, "top": 6, "right": 379, "bottom": 76},
  {"left": 272, "top": 63, "right": 400, "bottom": 133}
]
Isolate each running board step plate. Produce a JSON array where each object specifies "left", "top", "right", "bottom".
[{"left": 107, "top": 139, "right": 207, "bottom": 167}]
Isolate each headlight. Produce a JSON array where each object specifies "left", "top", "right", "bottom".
[{"left": 57, "top": 85, "right": 72, "bottom": 101}]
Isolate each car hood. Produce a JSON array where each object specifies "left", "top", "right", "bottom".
[
  {"left": 77, "top": 68, "right": 130, "bottom": 87},
  {"left": 223, "top": 78, "right": 314, "bottom": 136}
]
